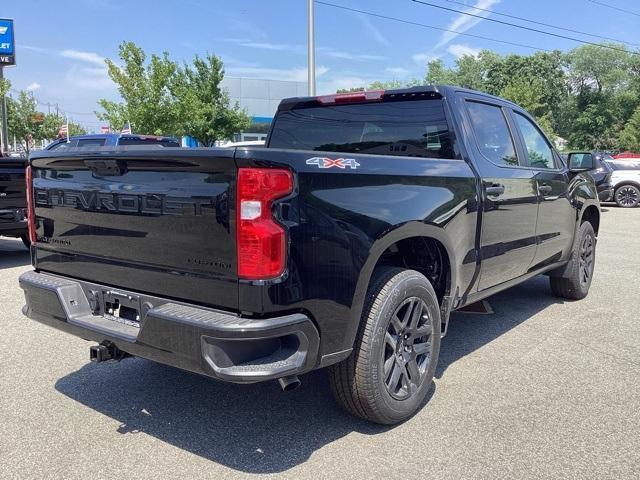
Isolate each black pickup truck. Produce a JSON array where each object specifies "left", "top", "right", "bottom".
[
  {"left": 20, "top": 86, "right": 600, "bottom": 424},
  {"left": 0, "top": 155, "right": 29, "bottom": 247}
]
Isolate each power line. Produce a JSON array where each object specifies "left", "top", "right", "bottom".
[
  {"left": 586, "top": 0, "right": 640, "bottom": 17},
  {"left": 442, "top": 0, "right": 640, "bottom": 47},
  {"left": 411, "top": 0, "right": 640, "bottom": 56},
  {"left": 314, "top": 1, "right": 552, "bottom": 53}
]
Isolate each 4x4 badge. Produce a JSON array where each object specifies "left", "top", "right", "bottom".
[{"left": 306, "top": 157, "right": 360, "bottom": 170}]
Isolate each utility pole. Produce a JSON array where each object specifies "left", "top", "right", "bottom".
[
  {"left": 0, "top": 68, "right": 8, "bottom": 154},
  {"left": 307, "top": 0, "right": 316, "bottom": 96}
]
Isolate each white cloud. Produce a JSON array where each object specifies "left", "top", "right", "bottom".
[
  {"left": 227, "top": 65, "right": 329, "bottom": 83},
  {"left": 356, "top": 13, "right": 390, "bottom": 47},
  {"left": 60, "top": 49, "right": 106, "bottom": 66},
  {"left": 385, "top": 67, "right": 410, "bottom": 77},
  {"left": 412, "top": 52, "right": 441, "bottom": 65},
  {"left": 235, "top": 42, "right": 386, "bottom": 62},
  {"left": 26, "top": 82, "right": 41, "bottom": 92},
  {"left": 320, "top": 48, "right": 388, "bottom": 62},
  {"left": 435, "top": 0, "right": 500, "bottom": 49},
  {"left": 65, "top": 65, "right": 113, "bottom": 90},
  {"left": 447, "top": 44, "right": 481, "bottom": 59},
  {"left": 239, "top": 42, "right": 306, "bottom": 54}
]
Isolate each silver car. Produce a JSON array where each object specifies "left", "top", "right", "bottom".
[{"left": 607, "top": 160, "right": 640, "bottom": 208}]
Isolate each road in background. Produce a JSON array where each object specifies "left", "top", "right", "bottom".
[{"left": 1, "top": 208, "right": 639, "bottom": 479}]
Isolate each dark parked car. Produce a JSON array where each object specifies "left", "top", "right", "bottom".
[
  {"left": 566, "top": 151, "right": 614, "bottom": 202},
  {"left": 45, "top": 133, "right": 181, "bottom": 150},
  {"left": 0, "top": 155, "right": 29, "bottom": 247},
  {"left": 20, "top": 86, "right": 600, "bottom": 424}
]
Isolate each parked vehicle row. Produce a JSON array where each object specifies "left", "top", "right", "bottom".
[
  {"left": 0, "top": 155, "right": 29, "bottom": 247},
  {"left": 45, "top": 133, "right": 181, "bottom": 151},
  {"left": 566, "top": 151, "right": 640, "bottom": 208}
]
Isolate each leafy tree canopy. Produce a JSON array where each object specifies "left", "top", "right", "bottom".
[{"left": 97, "top": 41, "right": 250, "bottom": 144}]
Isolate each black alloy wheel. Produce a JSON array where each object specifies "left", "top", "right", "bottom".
[
  {"left": 383, "top": 297, "right": 434, "bottom": 401},
  {"left": 615, "top": 185, "right": 639, "bottom": 208},
  {"left": 578, "top": 232, "right": 594, "bottom": 289}
]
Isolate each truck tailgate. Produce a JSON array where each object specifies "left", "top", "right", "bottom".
[{"left": 30, "top": 149, "right": 239, "bottom": 310}]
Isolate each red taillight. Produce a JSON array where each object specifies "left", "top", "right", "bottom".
[
  {"left": 25, "top": 165, "right": 36, "bottom": 245},
  {"left": 317, "top": 89, "right": 385, "bottom": 105},
  {"left": 237, "top": 168, "right": 293, "bottom": 280}
]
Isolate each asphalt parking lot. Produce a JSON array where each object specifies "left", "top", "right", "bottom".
[{"left": 1, "top": 207, "right": 639, "bottom": 480}]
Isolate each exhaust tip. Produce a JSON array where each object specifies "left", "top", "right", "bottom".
[{"left": 278, "top": 375, "right": 301, "bottom": 392}]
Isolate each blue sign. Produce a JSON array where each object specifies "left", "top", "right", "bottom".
[{"left": 0, "top": 19, "right": 15, "bottom": 66}]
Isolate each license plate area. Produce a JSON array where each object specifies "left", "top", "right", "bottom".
[{"left": 102, "top": 289, "right": 141, "bottom": 328}]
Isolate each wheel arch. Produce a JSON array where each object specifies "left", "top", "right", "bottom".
[
  {"left": 580, "top": 204, "right": 600, "bottom": 236},
  {"left": 343, "top": 223, "right": 458, "bottom": 351}
]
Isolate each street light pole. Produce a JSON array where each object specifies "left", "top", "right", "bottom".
[{"left": 307, "top": 0, "right": 316, "bottom": 96}]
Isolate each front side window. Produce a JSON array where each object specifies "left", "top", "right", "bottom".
[
  {"left": 466, "top": 101, "right": 519, "bottom": 167},
  {"left": 513, "top": 112, "right": 555, "bottom": 169}
]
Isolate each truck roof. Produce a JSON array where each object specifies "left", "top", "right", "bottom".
[{"left": 278, "top": 84, "right": 520, "bottom": 111}]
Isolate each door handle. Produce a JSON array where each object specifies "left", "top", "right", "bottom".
[
  {"left": 485, "top": 184, "right": 505, "bottom": 197},
  {"left": 538, "top": 184, "right": 553, "bottom": 195}
]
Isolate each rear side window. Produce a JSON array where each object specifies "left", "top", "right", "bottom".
[
  {"left": 466, "top": 101, "right": 518, "bottom": 167},
  {"left": 77, "top": 138, "right": 106, "bottom": 147},
  {"left": 512, "top": 112, "right": 555, "bottom": 169},
  {"left": 269, "top": 99, "right": 459, "bottom": 159},
  {"left": 118, "top": 137, "right": 180, "bottom": 147}
]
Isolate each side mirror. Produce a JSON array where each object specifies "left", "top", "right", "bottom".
[{"left": 568, "top": 152, "right": 594, "bottom": 172}]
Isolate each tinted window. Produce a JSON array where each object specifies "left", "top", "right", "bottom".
[
  {"left": 269, "top": 99, "right": 458, "bottom": 159},
  {"left": 466, "top": 101, "right": 518, "bottom": 166},
  {"left": 77, "top": 138, "right": 106, "bottom": 147},
  {"left": 569, "top": 153, "right": 593, "bottom": 169},
  {"left": 118, "top": 137, "right": 180, "bottom": 147},
  {"left": 48, "top": 141, "right": 73, "bottom": 151},
  {"left": 513, "top": 112, "right": 555, "bottom": 169}
]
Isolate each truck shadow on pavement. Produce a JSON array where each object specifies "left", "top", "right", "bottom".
[
  {"left": 54, "top": 275, "right": 562, "bottom": 474},
  {"left": 437, "top": 276, "right": 564, "bottom": 378},
  {"left": 0, "top": 238, "right": 30, "bottom": 268}
]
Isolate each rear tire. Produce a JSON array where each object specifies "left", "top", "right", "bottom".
[
  {"left": 328, "top": 267, "right": 441, "bottom": 425},
  {"left": 550, "top": 222, "right": 595, "bottom": 300},
  {"left": 614, "top": 185, "right": 639, "bottom": 208}
]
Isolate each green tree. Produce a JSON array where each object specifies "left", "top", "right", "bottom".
[
  {"left": 500, "top": 77, "right": 557, "bottom": 141},
  {"left": 6, "top": 91, "right": 43, "bottom": 155},
  {"left": 40, "top": 113, "right": 86, "bottom": 141},
  {"left": 425, "top": 59, "right": 459, "bottom": 85},
  {"left": 98, "top": 41, "right": 250, "bottom": 143},
  {"left": 97, "top": 41, "right": 180, "bottom": 135},
  {"left": 173, "top": 54, "right": 250, "bottom": 146},
  {"left": 0, "top": 77, "right": 10, "bottom": 98},
  {"left": 336, "top": 87, "right": 365, "bottom": 93},
  {"left": 619, "top": 106, "right": 640, "bottom": 151}
]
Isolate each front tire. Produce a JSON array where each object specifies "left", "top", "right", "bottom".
[
  {"left": 328, "top": 267, "right": 441, "bottom": 425},
  {"left": 614, "top": 185, "right": 639, "bottom": 208},
  {"left": 550, "top": 222, "right": 595, "bottom": 300}
]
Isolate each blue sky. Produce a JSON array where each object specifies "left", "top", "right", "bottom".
[{"left": 3, "top": 0, "right": 640, "bottom": 130}]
